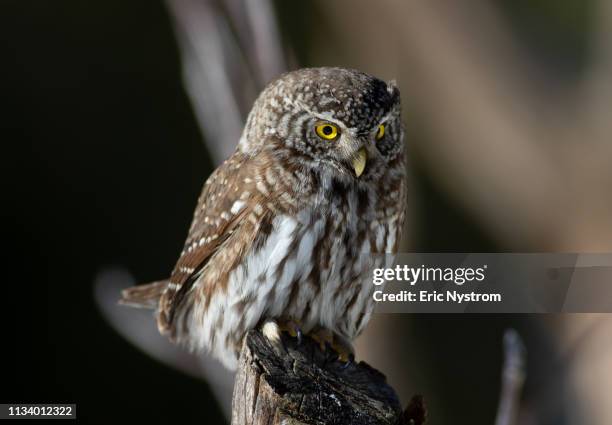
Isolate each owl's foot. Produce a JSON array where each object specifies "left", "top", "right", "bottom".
[
  {"left": 262, "top": 321, "right": 354, "bottom": 367},
  {"left": 279, "top": 319, "right": 303, "bottom": 344},
  {"left": 309, "top": 328, "right": 355, "bottom": 366},
  {"left": 309, "top": 328, "right": 334, "bottom": 352},
  {"left": 261, "top": 318, "right": 303, "bottom": 352},
  {"left": 331, "top": 333, "right": 355, "bottom": 366}
]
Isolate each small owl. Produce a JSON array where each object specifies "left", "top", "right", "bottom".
[{"left": 121, "top": 67, "right": 406, "bottom": 370}]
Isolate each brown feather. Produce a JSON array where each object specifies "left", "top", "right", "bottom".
[{"left": 119, "top": 280, "right": 169, "bottom": 309}]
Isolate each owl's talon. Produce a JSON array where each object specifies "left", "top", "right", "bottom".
[
  {"left": 336, "top": 350, "right": 354, "bottom": 364},
  {"left": 340, "top": 354, "right": 355, "bottom": 369},
  {"left": 330, "top": 333, "right": 355, "bottom": 367},
  {"left": 311, "top": 336, "right": 326, "bottom": 352},
  {"left": 279, "top": 319, "right": 303, "bottom": 343},
  {"left": 309, "top": 328, "right": 334, "bottom": 352}
]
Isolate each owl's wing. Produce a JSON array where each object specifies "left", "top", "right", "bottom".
[
  {"left": 120, "top": 158, "right": 248, "bottom": 316},
  {"left": 156, "top": 152, "right": 262, "bottom": 335}
]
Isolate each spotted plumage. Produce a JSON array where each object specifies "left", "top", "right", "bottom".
[{"left": 121, "top": 67, "right": 406, "bottom": 369}]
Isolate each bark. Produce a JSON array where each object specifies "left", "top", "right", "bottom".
[{"left": 231, "top": 330, "right": 422, "bottom": 425}]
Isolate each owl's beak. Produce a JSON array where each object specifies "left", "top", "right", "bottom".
[{"left": 352, "top": 147, "right": 367, "bottom": 177}]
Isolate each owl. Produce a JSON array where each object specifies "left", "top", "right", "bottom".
[{"left": 121, "top": 67, "right": 406, "bottom": 370}]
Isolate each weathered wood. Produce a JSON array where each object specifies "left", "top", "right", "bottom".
[{"left": 231, "top": 329, "right": 411, "bottom": 425}]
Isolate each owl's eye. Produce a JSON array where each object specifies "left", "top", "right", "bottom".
[
  {"left": 376, "top": 124, "right": 385, "bottom": 140},
  {"left": 315, "top": 123, "right": 339, "bottom": 140}
]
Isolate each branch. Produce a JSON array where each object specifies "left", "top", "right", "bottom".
[
  {"left": 232, "top": 329, "right": 419, "bottom": 425},
  {"left": 165, "top": 0, "right": 248, "bottom": 163},
  {"left": 165, "top": 0, "right": 287, "bottom": 164},
  {"left": 495, "top": 329, "right": 526, "bottom": 425}
]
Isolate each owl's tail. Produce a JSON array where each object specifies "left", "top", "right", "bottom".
[{"left": 119, "top": 280, "right": 168, "bottom": 309}]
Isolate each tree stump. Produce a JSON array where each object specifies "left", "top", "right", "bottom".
[{"left": 231, "top": 329, "right": 417, "bottom": 425}]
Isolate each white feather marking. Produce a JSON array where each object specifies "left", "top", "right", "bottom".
[
  {"left": 256, "top": 180, "right": 269, "bottom": 196},
  {"left": 231, "top": 200, "right": 245, "bottom": 214}
]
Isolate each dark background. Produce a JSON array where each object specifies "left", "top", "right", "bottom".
[{"left": 1, "top": 1, "right": 591, "bottom": 424}]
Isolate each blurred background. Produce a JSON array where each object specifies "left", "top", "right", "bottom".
[{"left": 3, "top": 0, "right": 612, "bottom": 424}]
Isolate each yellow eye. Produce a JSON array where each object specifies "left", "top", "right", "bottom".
[
  {"left": 376, "top": 124, "right": 385, "bottom": 140},
  {"left": 315, "top": 123, "right": 339, "bottom": 140}
]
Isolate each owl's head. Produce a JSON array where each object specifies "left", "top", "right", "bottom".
[{"left": 241, "top": 67, "right": 403, "bottom": 181}]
